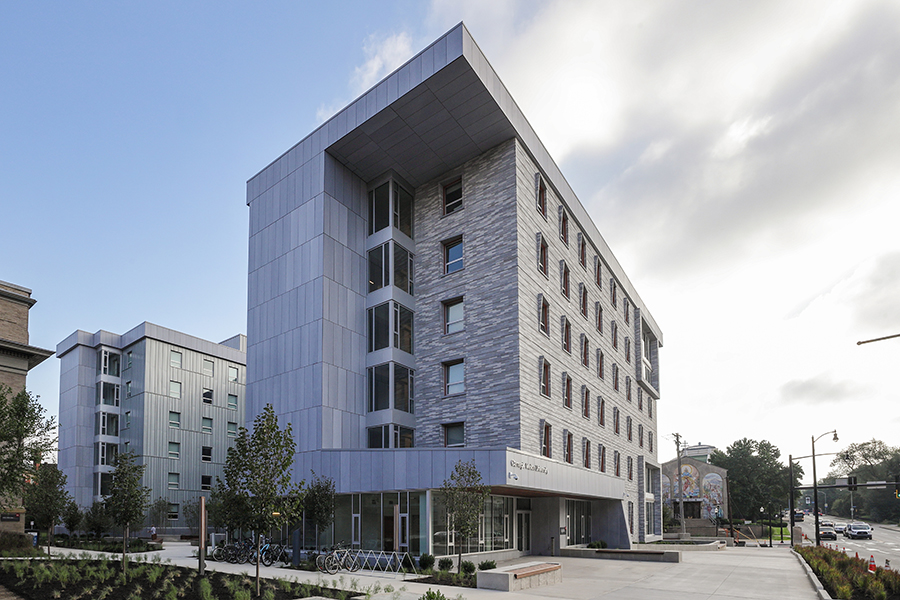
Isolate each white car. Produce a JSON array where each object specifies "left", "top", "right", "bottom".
[
  {"left": 833, "top": 523, "right": 847, "bottom": 534},
  {"left": 846, "top": 522, "right": 873, "bottom": 540}
]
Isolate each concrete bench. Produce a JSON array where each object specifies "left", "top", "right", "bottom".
[
  {"left": 477, "top": 561, "right": 562, "bottom": 591},
  {"left": 561, "top": 546, "right": 681, "bottom": 562}
]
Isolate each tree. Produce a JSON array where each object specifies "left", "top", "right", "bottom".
[
  {"left": 221, "top": 404, "right": 303, "bottom": 596},
  {"left": 0, "top": 386, "right": 57, "bottom": 507},
  {"left": 62, "top": 500, "right": 83, "bottom": 538},
  {"left": 827, "top": 439, "right": 900, "bottom": 523},
  {"left": 184, "top": 497, "right": 201, "bottom": 537},
  {"left": 147, "top": 496, "right": 169, "bottom": 534},
  {"left": 23, "top": 463, "right": 71, "bottom": 557},
  {"left": 710, "top": 438, "right": 800, "bottom": 520},
  {"left": 104, "top": 451, "right": 150, "bottom": 576},
  {"left": 84, "top": 501, "right": 112, "bottom": 538},
  {"left": 304, "top": 470, "right": 335, "bottom": 546},
  {"left": 440, "top": 459, "right": 489, "bottom": 573}
]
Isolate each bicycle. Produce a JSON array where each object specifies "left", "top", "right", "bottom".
[
  {"left": 261, "top": 542, "right": 289, "bottom": 566},
  {"left": 323, "top": 543, "right": 361, "bottom": 574}
]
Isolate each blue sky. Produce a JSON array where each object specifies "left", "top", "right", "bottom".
[{"left": 3, "top": 1, "right": 899, "bottom": 475}]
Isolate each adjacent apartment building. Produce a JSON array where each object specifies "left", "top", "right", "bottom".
[
  {"left": 246, "top": 23, "right": 663, "bottom": 556},
  {"left": 57, "top": 323, "right": 246, "bottom": 532},
  {"left": 0, "top": 279, "right": 54, "bottom": 535}
]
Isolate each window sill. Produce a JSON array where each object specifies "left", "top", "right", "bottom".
[
  {"left": 442, "top": 267, "right": 465, "bottom": 278},
  {"left": 443, "top": 329, "right": 465, "bottom": 338},
  {"left": 443, "top": 392, "right": 466, "bottom": 399}
]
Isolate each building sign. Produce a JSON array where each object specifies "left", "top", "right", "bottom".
[
  {"left": 1, "top": 513, "right": 20, "bottom": 522},
  {"left": 509, "top": 459, "right": 548, "bottom": 475}
]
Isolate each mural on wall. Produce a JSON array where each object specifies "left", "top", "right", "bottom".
[
  {"left": 680, "top": 464, "right": 700, "bottom": 498},
  {"left": 702, "top": 473, "right": 724, "bottom": 519},
  {"left": 661, "top": 474, "right": 671, "bottom": 503}
]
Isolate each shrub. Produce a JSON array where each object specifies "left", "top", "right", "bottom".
[
  {"left": 478, "top": 560, "right": 496, "bottom": 571},
  {"left": 0, "top": 531, "right": 33, "bottom": 551},
  {"left": 438, "top": 557, "right": 453, "bottom": 572},
  {"left": 587, "top": 540, "right": 608, "bottom": 549},
  {"left": 460, "top": 560, "right": 475, "bottom": 575},
  {"left": 419, "top": 589, "right": 448, "bottom": 600},
  {"left": 418, "top": 553, "right": 435, "bottom": 571},
  {"left": 402, "top": 553, "right": 416, "bottom": 571}
]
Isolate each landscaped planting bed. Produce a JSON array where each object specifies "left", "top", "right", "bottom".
[
  {"left": 0, "top": 554, "right": 358, "bottom": 600},
  {"left": 796, "top": 545, "right": 900, "bottom": 600}
]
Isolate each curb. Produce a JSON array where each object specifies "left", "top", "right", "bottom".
[{"left": 791, "top": 549, "right": 831, "bottom": 600}]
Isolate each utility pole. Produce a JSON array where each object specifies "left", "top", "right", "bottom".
[{"left": 674, "top": 433, "right": 686, "bottom": 535}]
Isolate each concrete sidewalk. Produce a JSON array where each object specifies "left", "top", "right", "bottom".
[{"left": 45, "top": 542, "right": 820, "bottom": 600}]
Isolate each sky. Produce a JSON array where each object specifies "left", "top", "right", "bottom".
[{"left": 2, "top": 1, "right": 899, "bottom": 483}]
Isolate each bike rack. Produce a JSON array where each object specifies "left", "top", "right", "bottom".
[{"left": 355, "top": 550, "right": 417, "bottom": 576}]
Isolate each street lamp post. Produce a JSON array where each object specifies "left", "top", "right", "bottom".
[{"left": 812, "top": 430, "right": 838, "bottom": 546}]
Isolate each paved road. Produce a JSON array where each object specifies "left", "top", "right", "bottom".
[
  {"left": 36, "top": 541, "right": 819, "bottom": 600},
  {"left": 797, "top": 514, "right": 900, "bottom": 568}
]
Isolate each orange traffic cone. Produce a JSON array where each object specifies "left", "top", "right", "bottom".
[{"left": 869, "top": 556, "right": 876, "bottom": 574}]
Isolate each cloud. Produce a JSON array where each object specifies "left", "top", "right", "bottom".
[
  {"left": 779, "top": 375, "right": 867, "bottom": 405},
  {"left": 351, "top": 32, "right": 413, "bottom": 95}
]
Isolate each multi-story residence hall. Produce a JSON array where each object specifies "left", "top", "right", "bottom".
[
  {"left": 246, "top": 23, "right": 663, "bottom": 557},
  {"left": 57, "top": 323, "right": 246, "bottom": 533}
]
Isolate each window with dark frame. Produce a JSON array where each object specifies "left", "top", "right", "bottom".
[
  {"left": 540, "top": 359, "right": 551, "bottom": 397},
  {"left": 599, "top": 397, "right": 605, "bottom": 426},
  {"left": 614, "top": 406, "right": 620, "bottom": 434},
  {"left": 615, "top": 450, "right": 621, "bottom": 477},
  {"left": 541, "top": 422, "right": 552, "bottom": 458},
  {"left": 443, "top": 179, "right": 463, "bottom": 214},
  {"left": 639, "top": 424, "right": 644, "bottom": 448},
  {"left": 540, "top": 298, "right": 550, "bottom": 335},
  {"left": 201, "top": 446, "right": 212, "bottom": 462},
  {"left": 584, "top": 439, "right": 591, "bottom": 468},
  {"left": 538, "top": 177, "right": 547, "bottom": 217},
  {"left": 202, "top": 388, "right": 213, "bottom": 404},
  {"left": 444, "top": 237, "right": 464, "bottom": 274},
  {"left": 562, "top": 262, "right": 570, "bottom": 298},
  {"left": 539, "top": 238, "right": 548, "bottom": 275},
  {"left": 444, "top": 297, "right": 464, "bottom": 334},
  {"left": 582, "top": 336, "right": 589, "bottom": 367},
  {"left": 613, "top": 363, "right": 619, "bottom": 391},
  {"left": 560, "top": 210, "right": 569, "bottom": 245},
  {"left": 583, "top": 387, "right": 590, "bottom": 419},
  {"left": 627, "top": 416, "right": 632, "bottom": 441},
  {"left": 626, "top": 377, "right": 632, "bottom": 402},
  {"left": 595, "top": 257, "right": 602, "bottom": 288},
  {"left": 563, "top": 374, "right": 572, "bottom": 409},
  {"left": 612, "top": 321, "right": 618, "bottom": 349},
  {"left": 579, "top": 235, "right": 586, "bottom": 267},
  {"left": 563, "top": 318, "right": 571, "bottom": 353},
  {"left": 444, "top": 422, "right": 465, "bottom": 447},
  {"left": 625, "top": 337, "right": 631, "bottom": 363},
  {"left": 599, "top": 444, "right": 606, "bottom": 472},
  {"left": 564, "top": 431, "right": 574, "bottom": 464},
  {"left": 580, "top": 285, "right": 588, "bottom": 318},
  {"left": 444, "top": 359, "right": 465, "bottom": 395},
  {"left": 596, "top": 304, "right": 604, "bottom": 334},
  {"left": 598, "top": 350, "right": 605, "bottom": 379}
]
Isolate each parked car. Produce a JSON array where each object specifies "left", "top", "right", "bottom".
[
  {"left": 793, "top": 511, "right": 805, "bottom": 522},
  {"left": 833, "top": 523, "right": 847, "bottom": 534},
  {"left": 819, "top": 526, "right": 837, "bottom": 540},
  {"left": 846, "top": 522, "right": 873, "bottom": 540}
]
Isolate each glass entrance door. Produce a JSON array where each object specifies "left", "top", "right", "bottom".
[{"left": 516, "top": 512, "right": 531, "bottom": 552}]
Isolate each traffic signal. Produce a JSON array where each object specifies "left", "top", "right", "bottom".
[
  {"left": 894, "top": 475, "right": 899, "bottom": 499},
  {"left": 849, "top": 476, "right": 858, "bottom": 491}
]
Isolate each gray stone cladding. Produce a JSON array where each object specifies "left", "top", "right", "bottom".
[
  {"left": 513, "top": 140, "right": 656, "bottom": 539},
  {"left": 413, "top": 139, "right": 522, "bottom": 449}
]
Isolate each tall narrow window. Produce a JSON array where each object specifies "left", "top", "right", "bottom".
[
  {"left": 563, "top": 374, "right": 572, "bottom": 409},
  {"left": 368, "top": 243, "right": 390, "bottom": 292},
  {"left": 648, "top": 398, "right": 653, "bottom": 419},
  {"left": 394, "top": 243, "right": 414, "bottom": 295},
  {"left": 367, "top": 303, "right": 391, "bottom": 352},
  {"left": 583, "top": 439, "right": 591, "bottom": 468},
  {"left": 540, "top": 358, "right": 551, "bottom": 397},
  {"left": 537, "top": 177, "right": 547, "bottom": 217},
  {"left": 614, "top": 406, "right": 620, "bottom": 434},
  {"left": 582, "top": 387, "right": 590, "bottom": 419},
  {"left": 598, "top": 350, "right": 605, "bottom": 379},
  {"left": 539, "top": 238, "right": 548, "bottom": 276},
  {"left": 613, "top": 363, "right": 620, "bottom": 391},
  {"left": 649, "top": 431, "right": 654, "bottom": 452},
  {"left": 444, "top": 298, "right": 464, "bottom": 334},
  {"left": 639, "top": 424, "right": 644, "bottom": 448},
  {"left": 443, "top": 179, "right": 463, "bottom": 214},
  {"left": 564, "top": 431, "right": 573, "bottom": 464},
  {"left": 638, "top": 388, "right": 644, "bottom": 411},
  {"left": 394, "top": 181, "right": 413, "bottom": 238},
  {"left": 627, "top": 416, "right": 632, "bottom": 441},
  {"left": 561, "top": 262, "right": 570, "bottom": 298},
  {"left": 595, "top": 257, "right": 602, "bottom": 288},
  {"left": 599, "top": 397, "right": 605, "bottom": 426},
  {"left": 393, "top": 303, "right": 414, "bottom": 354},
  {"left": 625, "top": 337, "right": 631, "bottom": 363},
  {"left": 541, "top": 422, "right": 552, "bottom": 458},
  {"left": 614, "top": 451, "right": 621, "bottom": 477},
  {"left": 444, "top": 360, "right": 465, "bottom": 395},
  {"left": 368, "top": 181, "right": 391, "bottom": 235},
  {"left": 628, "top": 456, "right": 634, "bottom": 480},
  {"left": 626, "top": 377, "right": 632, "bottom": 402},
  {"left": 578, "top": 234, "right": 586, "bottom": 267},
  {"left": 596, "top": 304, "right": 604, "bottom": 334},
  {"left": 394, "top": 365, "right": 414, "bottom": 413},
  {"left": 562, "top": 318, "right": 571, "bottom": 353},
  {"left": 540, "top": 298, "right": 550, "bottom": 335},
  {"left": 580, "top": 285, "right": 588, "bottom": 318},
  {"left": 599, "top": 444, "right": 606, "bottom": 472},
  {"left": 611, "top": 280, "right": 618, "bottom": 307},
  {"left": 624, "top": 299, "right": 630, "bottom": 324},
  {"left": 612, "top": 321, "right": 618, "bottom": 349},
  {"left": 367, "top": 364, "right": 390, "bottom": 412},
  {"left": 581, "top": 336, "right": 589, "bottom": 367},
  {"left": 560, "top": 209, "right": 569, "bottom": 245},
  {"left": 444, "top": 237, "right": 464, "bottom": 274}
]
